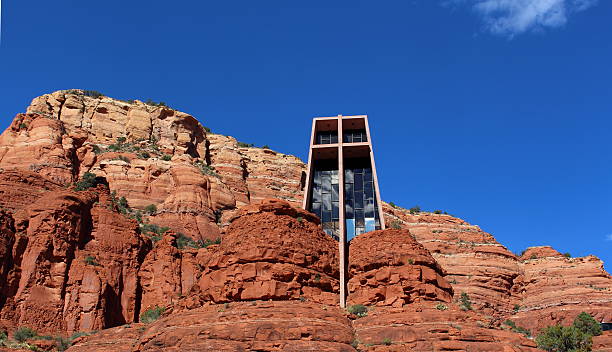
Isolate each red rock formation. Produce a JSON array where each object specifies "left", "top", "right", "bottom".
[
  {"left": 0, "top": 170, "right": 64, "bottom": 212},
  {"left": 348, "top": 229, "right": 453, "bottom": 307},
  {"left": 383, "top": 203, "right": 521, "bottom": 318},
  {"left": 69, "top": 301, "right": 356, "bottom": 352},
  {"left": 352, "top": 304, "right": 539, "bottom": 351},
  {"left": 138, "top": 232, "right": 200, "bottom": 312},
  {"left": 0, "top": 185, "right": 151, "bottom": 334},
  {"left": 181, "top": 199, "right": 339, "bottom": 307},
  {"left": 510, "top": 251, "right": 612, "bottom": 333}
]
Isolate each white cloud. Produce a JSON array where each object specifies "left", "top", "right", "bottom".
[{"left": 448, "top": 0, "right": 598, "bottom": 37}]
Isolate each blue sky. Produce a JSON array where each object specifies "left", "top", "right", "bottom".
[{"left": 1, "top": 1, "right": 610, "bottom": 268}]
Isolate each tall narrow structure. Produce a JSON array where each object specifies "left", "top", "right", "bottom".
[{"left": 302, "top": 115, "right": 385, "bottom": 307}]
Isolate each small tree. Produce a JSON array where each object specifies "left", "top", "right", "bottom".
[
  {"left": 459, "top": 292, "right": 472, "bottom": 311},
  {"left": 14, "top": 327, "right": 37, "bottom": 342},
  {"left": 409, "top": 205, "right": 421, "bottom": 214},
  {"left": 140, "top": 306, "right": 165, "bottom": 323},
  {"left": 573, "top": 312, "right": 602, "bottom": 337},
  {"left": 347, "top": 304, "right": 368, "bottom": 317},
  {"left": 75, "top": 172, "right": 98, "bottom": 191},
  {"left": 144, "top": 204, "right": 157, "bottom": 215},
  {"left": 536, "top": 325, "right": 592, "bottom": 352}
]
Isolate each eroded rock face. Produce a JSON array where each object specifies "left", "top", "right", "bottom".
[
  {"left": 348, "top": 229, "right": 453, "bottom": 307},
  {"left": 509, "top": 253, "right": 612, "bottom": 332},
  {"left": 181, "top": 199, "right": 339, "bottom": 307},
  {"left": 68, "top": 301, "right": 356, "bottom": 352},
  {"left": 352, "top": 303, "right": 540, "bottom": 352},
  {"left": 383, "top": 204, "right": 520, "bottom": 318},
  {"left": 0, "top": 186, "right": 151, "bottom": 334},
  {"left": 0, "top": 91, "right": 306, "bottom": 241}
]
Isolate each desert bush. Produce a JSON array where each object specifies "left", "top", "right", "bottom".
[
  {"left": 573, "top": 312, "right": 602, "bottom": 337},
  {"left": 536, "top": 325, "right": 591, "bottom": 352},
  {"left": 82, "top": 90, "right": 104, "bottom": 98},
  {"left": 347, "top": 304, "right": 368, "bottom": 317},
  {"left": 144, "top": 204, "right": 157, "bottom": 215},
  {"left": 14, "top": 327, "right": 37, "bottom": 342},
  {"left": 161, "top": 154, "right": 172, "bottom": 161},
  {"left": 74, "top": 172, "right": 98, "bottom": 191},
  {"left": 382, "top": 338, "right": 392, "bottom": 346},
  {"left": 84, "top": 256, "right": 99, "bottom": 266},
  {"left": 140, "top": 306, "right": 165, "bottom": 323},
  {"left": 409, "top": 205, "right": 421, "bottom": 214},
  {"left": 503, "top": 320, "right": 531, "bottom": 337},
  {"left": 436, "top": 303, "right": 448, "bottom": 311},
  {"left": 459, "top": 292, "right": 472, "bottom": 311},
  {"left": 237, "top": 142, "right": 254, "bottom": 148}
]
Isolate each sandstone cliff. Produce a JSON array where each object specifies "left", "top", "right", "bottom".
[{"left": 0, "top": 90, "right": 610, "bottom": 351}]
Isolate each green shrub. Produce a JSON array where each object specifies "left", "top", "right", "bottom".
[
  {"left": 116, "top": 137, "right": 127, "bottom": 144},
  {"left": 536, "top": 325, "right": 592, "bottom": 352},
  {"left": 144, "top": 204, "right": 157, "bottom": 215},
  {"left": 503, "top": 320, "right": 531, "bottom": 337},
  {"left": 262, "top": 144, "right": 270, "bottom": 149},
  {"left": 513, "top": 304, "right": 521, "bottom": 312},
  {"left": 140, "top": 306, "right": 165, "bottom": 323},
  {"left": 74, "top": 172, "right": 99, "bottom": 191},
  {"left": 409, "top": 205, "right": 421, "bottom": 214},
  {"left": 388, "top": 202, "right": 398, "bottom": 208},
  {"left": 14, "top": 327, "right": 37, "bottom": 342},
  {"left": 459, "top": 292, "right": 472, "bottom": 311},
  {"left": 84, "top": 256, "right": 99, "bottom": 266},
  {"left": 382, "top": 338, "right": 392, "bottom": 346},
  {"left": 296, "top": 216, "right": 303, "bottom": 223},
  {"left": 91, "top": 144, "right": 102, "bottom": 154},
  {"left": 161, "top": 154, "right": 172, "bottom": 161},
  {"left": 144, "top": 99, "right": 166, "bottom": 107},
  {"left": 82, "top": 90, "right": 104, "bottom": 98},
  {"left": 19, "top": 123, "right": 28, "bottom": 129},
  {"left": 0, "top": 330, "right": 6, "bottom": 342},
  {"left": 194, "top": 161, "right": 220, "bottom": 178},
  {"left": 390, "top": 220, "right": 402, "bottom": 229},
  {"left": 176, "top": 234, "right": 220, "bottom": 250},
  {"left": 347, "top": 304, "right": 368, "bottom": 317},
  {"left": 573, "top": 312, "right": 602, "bottom": 337},
  {"left": 203, "top": 126, "right": 211, "bottom": 133},
  {"left": 237, "top": 142, "right": 254, "bottom": 148},
  {"left": 436, "top": 303, "right": 448, "bottom": 311},
  {"left": 433, "top": 210, "right": 443, "bottom": 214},
  {"left": 141, "top": 223, "right": 169, "bottom": 235},
  {"left": 563, "top": 252, "right": 571, "bottom": 258},
  {"left": 137, "top": 151, "right": 151, "bottom": 159}
]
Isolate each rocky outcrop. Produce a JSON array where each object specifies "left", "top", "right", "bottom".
[
  {"left": 509, "top": 252, "right": 612, "bottom": 332},
  {"left": 0, "top": 185, "right": 151, "bottom": 334},
  {"left": 352, "top": 303, "right": 539, "bottom": 351},
  {"left": 348, "top": 229, "right": 453, "bottom": 307},
  {"left": 69, "top": 301, "right": 356, "bottom": 352},
  {"left": 138, "top": 232, "right": 199, "bottom": 312},
  {"left": 0, "top": 90, "right": 306, "bottom": 241},
  {"left": 0, "top": 170, "right": 64, "bottom": 212},
  {"left": 179, "top": 199, "right": 339, "bottom": 307},
  {"left": 383, "top": 204, "right": 521, "bottom": 318}
]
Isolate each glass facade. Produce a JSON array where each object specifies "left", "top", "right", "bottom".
[
  {"left": 315, "top": 130, "right": 338, "bottom": 145},
  {"left": 308, "top": 158, "right": 381, "bottom": 242},
  {"left": 343, "top": 129, "right": 368, "bottom": 143},
  {"left": 308, "top": 160, "right": 340, "bottom": 239},
  {"left": 344, "top": 158, "right": 380, "bottom": 241}
]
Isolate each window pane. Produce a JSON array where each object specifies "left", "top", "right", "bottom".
[
  {"left": 355, "top": 191, "right": 363, "bottom": 209},
  {"left": 332, "top": 202, "right": 339, "bottom": 219},
  {"left": 354, "top": 175, "right": 363, "bottom": 191},
  {"left": 330, "top": 133, "right": 338, "bottom": 144},
  {"left": 345, "top": 169, "right": 354, "bottom": 184},
  {"left": 332, "top": 184, "right": 339, "bottom": 201},
  {"left": 322, "top": 211, "right": 331, "bottom": 223},
  {"left": 364, "top": 168, "right": 372, "bottom": 182}
]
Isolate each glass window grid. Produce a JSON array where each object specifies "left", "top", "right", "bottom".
[
  {"left": 309, "top": 165, "right": 340, "bottom": 239},
  {"left": 344, "top": 164, "right": 381, "bottom": 238},
  {"left": 343, "top": 129, "right": 368, "bottom": 143},
  {"left": 315, "top": 131, "right": 338, "bottom": 145}
]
